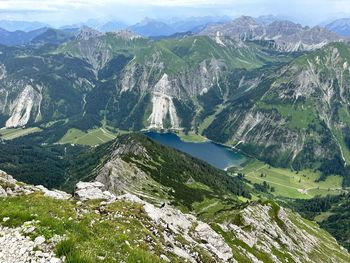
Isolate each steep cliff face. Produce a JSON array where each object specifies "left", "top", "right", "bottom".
[
  {"left": 119, "top": 55, "right": 227, "bottom": 129},
  {"left": 4, "top": 84, "right": 43, "bottom": 128},
  {"left": 148, "top": 74, "right": 180, "bottom": 130},
  {"left": 54, "top": 33, "right": 288, "bottom": 131},
  {"left": 0, "top": 45, "right": 98, "bottom": 128},
  {"left": 57, "top": 30, "right": 147, "bottom": 73},
  {"left": 0, "top": 76, "right": 43, "bottom": 128}
]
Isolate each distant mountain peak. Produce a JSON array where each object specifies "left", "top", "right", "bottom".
[
  {"left": 0, "top": 20, "right": 49, "bottom": 32},
  {"left": 233, "top": 15, "right": 259, "bottom": 25},
  {"left": 129, "top": 18, "right": 176, "bottom": 37},
  {"left": 31, "top": 27, "right": 75, "bottom": 45},
  {"left": 139, "top": 17, "right": 157, "bottom": 25},
  {"left": 255, "top": 15, "right": 288, "bottom": 25},
  {"left": 76, "top": 26, "right": 103, "bottom": 40},
  {"left": 111, "top": 30, "right": 142, "bottom": 40},
  {"left": 98, "top": 20, "right": 128, "bottom": 33},
  {"left": 325, "top": 18, "right": 350, "bottom": 37}
]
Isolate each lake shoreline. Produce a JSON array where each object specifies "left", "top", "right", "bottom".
[{"left": 144, "top": 131, "right": 247, "bottom": 170}]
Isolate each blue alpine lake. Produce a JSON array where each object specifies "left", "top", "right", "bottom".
[{"left": 144, "top": 132, "right": 246, "bottom": 170}]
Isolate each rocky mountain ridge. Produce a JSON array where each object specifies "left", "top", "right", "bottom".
[
  {"left": 1, "top": 163, "right": 349, "bottom": 262},
  {"left": 200, "top": 16, "right": 342, "bottom": 51}
]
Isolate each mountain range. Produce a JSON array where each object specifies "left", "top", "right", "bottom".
[
  {"left": 200, "top": 16, "right": 341, "bottom": 51},
  {"left": 9, "top": 15, "right": 350, "bottom": 40},
  {"left": 0, "top": 27, "right": 76, "bottom": 46},
  {"left": 0, "top": 20, "right": 349, "bottom": 176},
  {"left": 2, "top": 15, "right": 343, "bottom": 48},
  {"left": 2, "top": 13, "right": 350, "bottom": 262},
  {"left": 0, "top": 27, "right": 48, "bottom": 46},
  {"left": 0, "top": 20, "right": 49, "bottom": 32}
]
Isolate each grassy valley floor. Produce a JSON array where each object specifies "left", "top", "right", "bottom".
[
  {"left": 0, "top": 127, "right": 42, "bottom": 140},
  {"left": 236, "top": 160, "right": 345, "bottom": 199}
]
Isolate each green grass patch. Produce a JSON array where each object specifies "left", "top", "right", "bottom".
[
  {"left": 239, "top": 160, "right": 344, "bottom": 199},
  {"left": 257, "top": 102, "right": 315, "bottom": 129},
  {"left": 59, "top": 128, "right": 120, "bottom": 146},
  {"left": 178, "top": 132, "right": 208, "bottom": 143},
  {"left": 0, "top": 194, "right": 173, "bottom": 262},
  {"left": 0, "top": 127, "right": 42, "bottom": 140},
  {"left": 198, "top": 104, "right": 225, "bottom": 134}
]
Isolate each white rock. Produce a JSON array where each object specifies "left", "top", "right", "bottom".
[
  {"left": 147, "top": 74, "right": 180, "bottom": 129},
  {"left": 22, "top": 226, "right": 36, "bottom": 234},
  {"left": 36, "top": 186, "right": 71, "bottom": 200},
  {"left": 34, "top": 236, "right": 45, "bottom": 246},
  {"left": 74, "top": 181, "right": 116, "bottom": 201},
  {"left": 0, "top": 225, "right": 61, "bottom": 262},
  {"left": 118, "top": 193, "right": 233, "bottom": 262},
  {"left": 5, "top": 85, "right": 42, "bottom": 128},
  {"left": 0, "top": 185, "right": 7, "bottom": 197},
  {"left": 50, "top": 257, "right": 61, "bottom": 263},
  {"left": 160, "top": 254, "right": 171, "bottom": 262}
]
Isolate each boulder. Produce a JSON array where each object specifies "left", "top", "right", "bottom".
[
  {"left": 35, "top": 185, "right": 71, "bottom": 200},
  {"left": 74, "top": 181, "right": 116, "bottom": 201},
  {"left": 0, "top": 186, "right": 7, "bottom": 197}
]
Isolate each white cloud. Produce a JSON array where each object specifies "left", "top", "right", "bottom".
[
  {"left": 0, "top": 0, "right": 87, "bottom": 11},
  {"left": 0, "top": 0, "right": 237, "bottom": 10},
  {"left": 0, "top": 0, "right": 349, "bottom": 26}
]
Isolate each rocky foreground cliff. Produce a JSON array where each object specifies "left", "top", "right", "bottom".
[{"left": 1, "top": 165, "right": 349, "bottom": 262}]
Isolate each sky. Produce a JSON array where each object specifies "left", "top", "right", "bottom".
[{"left": 1, "top": 0, "right": 350, "bottom": 26}]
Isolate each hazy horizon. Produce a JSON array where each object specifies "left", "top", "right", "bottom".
[{"left": 1, "top": 0, "right": 350, "bottom": 27}]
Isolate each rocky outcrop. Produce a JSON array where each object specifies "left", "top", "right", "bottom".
[
  {"left": 118, "top": 193, "right": 234, "bottom": 262},
  {"left": 74, "top": 181, "right": 116, "bottom": 201},
  {"left": 115, "top": 192, "right": 350, "bottom": 263},
  {"left": 221, "top": 202, "right": 350, "bottom": 262},
  {"left": 95, "top": 138, "right": 151, "bottom": 195},
  {"left": 0, "top": 170, "right": 71, "bottom": 199},
  {"left": 0, "top": 224, "right": 63, "bottom": 263},
  {"left": 0, "top": 81, "right": 43, "bottom": 128},
  {"left": 0, "top": 171, "right": 67, "bottom": 263},
  {"left": 148, "top": 74, "right": 180, "bottom": 129},
  {"left": 75, "top": 26, "right": 103, "bottom": 41},
  {"left": 5, "top": 84, "right": 42, "bottom": 128},
  {"left": 111, "top": 30, "right": 141, "bottom": 40}
]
